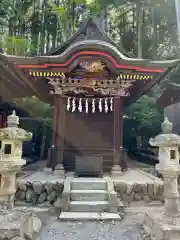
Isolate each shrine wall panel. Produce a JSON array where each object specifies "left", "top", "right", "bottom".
[
  {"left": 63, "top": 111, "right": 114, "bottom": 171},
  {"left": 64, "top": 111, "right": 114, "bottom": 149}
]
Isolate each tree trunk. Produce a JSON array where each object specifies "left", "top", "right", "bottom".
[
  {"left": 175, "top": 0, "right": 180, "bottom": 47},
  {"left": 31, "top": 1, "right": 40, "bottom": 55},
  {"left": 136, "top": 2, "right": 143, "bottom": 58},
  {"left": 39, "top": 3, "right": 46, "bottom": 55},
  {"left": 151, "top": 0, "right": 157, "bottom": 60},
  {"left": 46, "top": 33, "right": 50, "bottom": 53}
]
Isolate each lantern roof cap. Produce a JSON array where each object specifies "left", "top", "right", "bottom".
[
  {"left": 0, "top": 110, "right": 32, "bottom": 141},
  {"left": 149, "top": 118, "right": 180, "bottom": 147}
]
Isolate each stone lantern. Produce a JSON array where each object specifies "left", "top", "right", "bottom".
[
  {"left": 143, "top": 117, "right": 180, "bottom": 240},
  {"left": 0, "top": 110, "right": 32, "bottom": 209}
]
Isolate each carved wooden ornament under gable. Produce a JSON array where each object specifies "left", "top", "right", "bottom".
[{"left": 47, "top": 60, "right": 132, "bottom": 96}]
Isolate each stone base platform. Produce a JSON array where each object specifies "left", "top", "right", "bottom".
[
  {"left": 143, "top": 211, "right": 180, "bottom": 240},
  {"left": 59, "top": 212, "right": 122, "bottom": 221},
  {"left": 15, "top": 169, "right": 164, "bottom": 208},
  {"left": 21, "top": 168, "right": 161, "bottom": 183}
]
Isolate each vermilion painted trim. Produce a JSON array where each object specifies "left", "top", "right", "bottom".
[{"left": 16, "top": 50, "right": 164, "bottom": 73}]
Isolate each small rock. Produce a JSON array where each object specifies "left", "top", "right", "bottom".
[
  {"left": 15, "top": 190, "right": 26, "bottom": 201},
  {"left": 126, "top": 183, "right": 134, "bottom": 195},
  {"left": 44, "top": 182, "right": 53, "bottom": 195},
  {"left": 47, "top": 190, "right": 57, "bottom": 202},
  {"left": 18, "top": 180, "right": 27, "bottom": 191},
  {"left": 37, "top": 192, "right": 47, "bottom": 204},
  {"left": 32, "top": 181, "right": 43, "bottom": 194},
  {"left": 26, "top": 189, "right": 36, "bottom": 202}
]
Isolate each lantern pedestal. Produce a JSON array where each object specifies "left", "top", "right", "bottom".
[
  {"left": 143, "top": 118, "right": 180, "bottom": 240},
  {"left": 0, "top": 207, "right": 42, "bottom": 240},
  {"left": 111, "top": 165, "right": 123, "bottom": 177},
  {"left": 144, "top": 211, "right": 180, "bottom": 240},
  {"left": 144, "top": 167, "right": 180, "bottom": 240},
  {"left": 0, "top": 111, "right": 43, "bottom": 239}
]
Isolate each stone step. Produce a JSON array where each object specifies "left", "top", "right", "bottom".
[
  {"left": 71, "top": 178, "right": 107, "bottom": 190},
  {"left": 59, "top": 212, "right": 122, "bottom": 221},
  {"left": 69, "top": 201, "right": 109, "bottom": 212},
  {"left": 70, "top": 190, "right": 108, "bottom": 201}
]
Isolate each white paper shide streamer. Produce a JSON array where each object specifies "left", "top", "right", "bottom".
[
  {"left": 72, "top": 98, "right": 76, "bottom": 112},
  {"left": 67, "top": 97, "right": 71, "bottom": 111},
  {"left": 105, "top": 98, "right": 108, "bottom": 113},
  {"left": 85, "top": 99, "right": 88, "bottom": 113},
  {"left": 110, "top": 98, "right": 113, "bottom": 111},
  {"left": 92, "top": 99, "right": 95, "bottom": 113},
  {"left": 66, "top": 97, "right": 114, "bottom": 113},
  {"left": 99, "top": 99, "right": 102, "bottom": 112},
  {"left": 78, "top": 98, "right": 82, "bottom": 112}
]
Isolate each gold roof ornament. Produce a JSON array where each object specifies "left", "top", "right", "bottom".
[{"left": 80, "top": 61, "right": 105, "bottom": 72}]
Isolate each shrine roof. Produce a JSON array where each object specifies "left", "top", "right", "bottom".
[
  {"left": 3, "top": 40, "right": 178, "bottom": 69},
  {"left": 2, "top": 18, "right": 178, "bottom": 69},
  {"left": 157, "top": 83, "right": 180, "bottom": 108},
  {"left": 0, "top": 17, "right": 179, "bottom": 105}
]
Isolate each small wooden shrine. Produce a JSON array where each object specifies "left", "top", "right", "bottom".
[
  {"left": 157, "top": 83, "right": 180, "bottom": 135},
  {"left": 0, "top": 18, "right": 178, "bottom": 176},
  {"left": 157, "top": 83, "right": 180, "bottom": 108}
]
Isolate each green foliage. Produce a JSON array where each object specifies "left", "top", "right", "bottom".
[
  {"left": 14, "top": 97, "right": 52, "bottom": 120},
  {"left": 125, "top": 95, "right": 164, "bottom": 137}
]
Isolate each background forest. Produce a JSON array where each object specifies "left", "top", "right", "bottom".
[{"left": 0, "top": 0, "right": 180, "bottom": 145}]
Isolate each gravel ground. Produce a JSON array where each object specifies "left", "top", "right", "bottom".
[{"left": 39, "top": 212, "right": 150, "bottom": 240}]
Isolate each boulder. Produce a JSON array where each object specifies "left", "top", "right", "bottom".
[
  {"left": 18, "top": 180, "right": 27, "bottom": 191},
  {"left": 37, "top": 192, "right": 47, "bottom": 204},
  {"left": 15, "top": 190, "right": 26, "bottom": 201},
  {"left": 47, "top": 191, "right": 57, "bottom": 202},
  {"left": 32, "top": 181, "right": 43, "bottom": 194}
]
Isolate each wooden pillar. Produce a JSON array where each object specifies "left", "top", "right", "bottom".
[
  {"left": 112, "top": 97, "right": 127, "bottom": 174},
  {"left": 113, "top": 97, "right": 122, "bottom": 165},
  {"left": 52, "top": 95, "right": 58, "bottom": 146},
  {"left": 54, "top": 96, "right": 66, "bottom": 175},
  {"left": 46, "top": 95, "right": 58, "bottom": 169}
]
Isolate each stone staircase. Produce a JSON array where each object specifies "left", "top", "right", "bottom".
[{"left": 59, "top": 177, "right": 123, "bottom": 220}]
